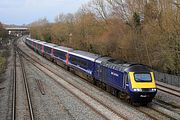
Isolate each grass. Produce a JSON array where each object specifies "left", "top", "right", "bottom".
[
  {"left": 0, "top": 47, "right": 9, "bottom": 74},
  {"left": 0, "top": 55, "right": 6, "bottom": 74}
]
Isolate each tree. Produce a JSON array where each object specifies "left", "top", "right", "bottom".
[
  {"left": 29, "top": 0, "right": 180, "bottom": 75},
  {"left": 0, "top": 22, "right": 8, "bottom": 45}
]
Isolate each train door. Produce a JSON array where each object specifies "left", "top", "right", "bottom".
[
  {"left": 36, "top": 43, "right": 38, "bottom": 52},
  {"left": 51, "top": 48, "right": 54, "bottom": 57},
  {"left": 100, "top": 66, "right": 106, "bottom": 82},
  {"left": 41, "top": 45, "right": 44, "bottom": 55},
  {"left": 123, "top": 72, "right": 129, "bottom": 90},
  {"left": 66, "top": 53, "right": 69, "bottom": 65},
  {"left": 32, "top": 42, "right": 34, "bottom": 50},
  {"left": 96, "top": 65, "right": 103, "bottom": 81}
]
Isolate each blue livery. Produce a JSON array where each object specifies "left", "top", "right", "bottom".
[{"left": 25, "top": 37, "right": 157, "bottom": 105}]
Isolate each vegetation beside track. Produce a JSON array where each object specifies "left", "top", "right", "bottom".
[
  {"left": 0, "top": 22, "right": 10, "bottom": 74},
  {"left": 29, "top": 0, "right": 180, "bottom": 75},
  {"left": 0, "top": 55, "right": 6, "bottom": 73},
  {"left": 0, "top": 48, "right": 10, "bottom": 74}
]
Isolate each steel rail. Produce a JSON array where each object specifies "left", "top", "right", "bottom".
[
  {"left": 18, "top": 50, "right": 35, "bottom": 120},
  {"left": 157, "top": 82, "right": 180, "bottom": 93},
  {"left": 17, "top": 45, "right": 180, "bottom": 120},
  {"left": 154, "top": 98, "right": 180, "bottom": 109},
  {"left": 12, "top": 46, "right": 16, "bottom": 120},
  {"left": 148, "top": 106, "right": 179, "bottom": 120},
  {"left": 157, "top": 85, "right": 180, "bottom": 98},
  {"left": 17, "top": 47, "right": 127, "bottom": 120}
]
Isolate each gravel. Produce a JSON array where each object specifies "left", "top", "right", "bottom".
[
  {"left": 18, "top": 38, "right": 151, "bottom": 120},
  {"left": 15, "top": 54, "right": 31, "bottom": 120},
  {"left": 0, "top": 46, "right": 13, "bottom": 120},
  {"left": 18, "top": 37, "right": 180, "bottom": 120},
  {"left": 24, "top": 57, "right": 105, "bottom": 120},
  {"left": 155, "top": 90, "right": 180, "bottom": 107}
]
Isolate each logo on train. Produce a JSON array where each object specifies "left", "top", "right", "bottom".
[{"left": 111, "top": 72, "right": 119, "bottom": 77}]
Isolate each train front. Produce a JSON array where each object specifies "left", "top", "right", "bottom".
[{"left": 126, "top": 65, "right": 157, "bottom": 104}]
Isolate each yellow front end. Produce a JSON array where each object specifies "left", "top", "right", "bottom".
[
  {"left": 129, "top": 72, "right": 156, "bottom": 89},
  {"left": 128, "top": 72, "right": 157, "bottom": 104}
]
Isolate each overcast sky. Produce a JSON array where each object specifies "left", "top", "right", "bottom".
[{"left": 0, "top": 0, "right": 89, "bottom": 25}]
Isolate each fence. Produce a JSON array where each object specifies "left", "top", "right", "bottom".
[{"left": 154, "top": 71, "right": 180, "bottom": 87}]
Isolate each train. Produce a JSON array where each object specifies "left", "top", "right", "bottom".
[{"left": 25, "top": 37, "right": 157, "bottom": 105}]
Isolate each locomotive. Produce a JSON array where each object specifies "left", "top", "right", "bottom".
[{"left": 25, "top": 37, "right": 157, "bottom": 105}]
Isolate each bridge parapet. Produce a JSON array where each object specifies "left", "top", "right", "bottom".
[
  {"left": 5, "top": 27, "right": 28, "bottom": 31},
  {"left": 5, "top": 27, "right": 29, "bottom": 36}
]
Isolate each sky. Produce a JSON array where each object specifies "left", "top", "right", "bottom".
[{"left": 0, "top": 0, "right": 90, "bottom": 25}]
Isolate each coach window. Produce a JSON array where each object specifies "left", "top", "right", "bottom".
[
  {"left": 80, "top": 60, "right": 87, "bottom": 68},
  {"left": 54, "top": 50, "right": 65, "bottom": 59},
  {"left": 71, "top": 57, "right": 87, "bottom": 68},
  {"left": 58, "top": 51, "right": 65, "bottom": 59},
  {"left": 44, "top": 46, "right": 51, "bottom": 53},
  {"left": 71, "top": 57, "right": 77, "bottom": 65},
  {"left": 54, "top": 50, "right": 57, "bottom": 57},
  {"left": 37, "top": 44, "right": 40, "bottom": 50}
]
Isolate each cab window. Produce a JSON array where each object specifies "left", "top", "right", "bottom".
[{"left": 134, "top": 73, "right": 152, "bottom": 82}]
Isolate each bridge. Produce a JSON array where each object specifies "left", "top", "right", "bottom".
[{"left": 5, "top": 27, "right": 29, "bottom": 36}]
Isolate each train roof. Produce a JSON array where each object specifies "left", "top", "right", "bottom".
[
  {"left": 26, "top": 38, "right": 40, "bottom": 43},
  {"left": 125, "top": 64, "right": 151, "bottom": 72},
  {"left": 43, "top": 42, "right": 58, "bottom": 47},
  {"left": 26, "top": 37, "right": 33, "bottom": 41},
  {"left": 34, "top": 40, "right": 46, "bottom": 44},
  {"left": 69, "top": 50, "right": 100, "bottom": 61},
  {"left": 101, "top": 60, "right": 131, "bottom": 71},
  {"left": 26, "top": 37, "right": 31, "bottom": 40},
  {"left": 53, "top": 46, "right": 74, "bottom": 52},
  {"left": 101, "top": 59, "right": 150, "bottom": 72},
  {"left": 95, "top": 57, "right": 111, "bottom": 63}
]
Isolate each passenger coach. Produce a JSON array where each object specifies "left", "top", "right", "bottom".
[
  {"left": 68, "top": 50, "right": 100, "bottom": 80},
  {"left": 53, "top": 46, "right": 73, "bottom": 68}
]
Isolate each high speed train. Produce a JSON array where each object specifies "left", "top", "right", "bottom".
[{"left": 25, "top": 37, "right": 157, "bottom": 105}]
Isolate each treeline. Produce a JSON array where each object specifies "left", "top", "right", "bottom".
[
  {"left": 0, "top": 22, "right": 9, "bottom": 73},
  {"left": 0, "top": 22, "right": 8, "bottom": 44},
  {"left": 30, "top": 0, "right": 180, "bottom": 75}
]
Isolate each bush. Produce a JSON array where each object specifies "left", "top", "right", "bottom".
[{"left": 0, "top": 56, "right": 6, "bottom": 73}]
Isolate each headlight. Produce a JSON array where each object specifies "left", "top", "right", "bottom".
[
  {"left": 152, "top": 88, "right": 157, "bottom": 91},
  {"left": 133, "top": 88, "right": 142, "bottom": 92}
]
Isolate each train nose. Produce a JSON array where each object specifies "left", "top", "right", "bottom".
[
  {"left": 140, "top": 94, "right": 150, "bottom": 98},
  {"left": 130, "top": 91, "right": 157, "bottom": 103}
]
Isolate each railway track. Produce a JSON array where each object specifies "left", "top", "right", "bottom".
[
  {"left": 12, "top": 45, "right": 35, "bottom": 120},
  {"left": 137, "top": 104, "right": 179, "bottom": 120},
  {"left": 18, "top": 52, "right": 34, "bottom": 120},
  {"left": 12, "top": 45, "right": 16, "bottom": 120},
  {"left": 17, "top": 46, "right": 127, "bottom": 120},
  {"left": 156, "top": 82, "right": 180, "bottom": 98},
  {"left": 153, "top": 99, "right": 180, "bottom": 111},
  {"left": 17, "top": 45, "right": 180, "bottom": 120}
]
